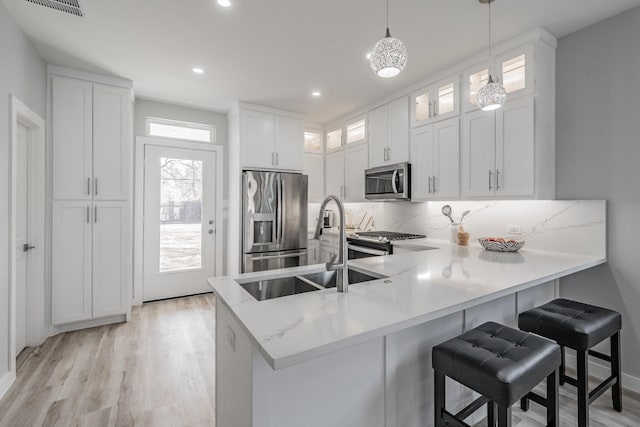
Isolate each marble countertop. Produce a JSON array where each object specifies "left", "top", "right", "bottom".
[{"left": 209, "top": 240, "right": 605, "bottom": 370}]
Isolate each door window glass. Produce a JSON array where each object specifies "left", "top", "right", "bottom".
[
  {"left": 469, "top": 69, "right": 489, "bottom": 105},
  {"left": 415, "top": 92, "right": 430, "bottom": 122},
  {"left": 326, "top": 128, "right": 342, "bottom": 151},
  {"left": 437, "top": 83, "right": 455, "bottom": 115},
  {"left": 346, "top": 119, "right": 366, "bottom": 144},
  {"left": 304, "top": 131, "right": 322, "bottom": 153},
  {"left": 159, "top": 158, "right": 203, "bottom": 272}
]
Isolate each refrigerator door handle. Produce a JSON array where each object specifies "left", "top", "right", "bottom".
[
  {"left": 247, "top": 251, "right": 307, "bottom": 261},
  {"left": 277, "top": 175, "right": 284, "bottom": 244}
]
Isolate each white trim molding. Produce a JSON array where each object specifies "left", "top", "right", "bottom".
[
  {"left": 0, "top": 371, "right": 16, "bottom": 400},
  {"left": 6, "top": 95, "right": 46, "bottom": 400}
]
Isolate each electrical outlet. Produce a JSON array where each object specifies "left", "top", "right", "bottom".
[
  {"left": 507, "top": 224, "right": 522, "bottom": 235},
  {"left": 226, "top": 326, "right": 236, "bottom": 352}
]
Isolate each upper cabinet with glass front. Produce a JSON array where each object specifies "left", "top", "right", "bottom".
[
  {"left": 346, "top": 117, "right": 366, "bottom": 145},
  {"left": 463, "top": 45, "right": 534, "bottom": 112},
  {"left": 411, "top": 74, "right": 460, "bottom": 128},
  {"left": 326, "top": 128, "right": 343, "bottom": 152}
]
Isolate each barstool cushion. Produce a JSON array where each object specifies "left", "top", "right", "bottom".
[
  {"left": 518, "top": 299, "right": 622, "bottom": 351},
  {"left": 433, "top": 322, "right": 560, "bottom": 406}
]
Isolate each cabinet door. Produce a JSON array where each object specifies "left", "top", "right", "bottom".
[
  {"left": 93, "top": 84, "right": 132, "bottom": 201},
  {"left": 411, "top": 87, "right": 431, "bottom": 128},
  {"left": 325, "top": 150, "right": 345, "bottom": 199},
  {"left": 93, "top": 202, "right": 130, "bottom": 318},
  {"left": 433, "top": 118, "right": 460, "bottom": 199},
  {"left": 52, "top": 76, "right": 93, "bottom": 200},
  {"left": 463, "top": 62, "right": 492, "bottom": 113},
  {"left": 344, "top": 144, "right": 368, "bottom": 202},
  {"left": 462, "top": 110, "right": 495, "bottom": 197},
  {"left": 240, "top": 110, "right": 274, "bottom": 168},
  {"left": 495, "top": 97, "right": 535, "bottom": 197},
  {"left": 387, "top": 97, "right": 410, "bottom": 164},
  {"left": 274, "top": 115, "right": 303, "bottom": 171},
  {"left": 495, "top": 45, "right": 534, "bottom": 100},
  {"left": 410, "top": 125, "right": 435, "bottom": 200},
  {"left": 304, "top": 153, "right": 325, "bottom": 203},
  {"left": 368, "top": 105, "right": 387, "bottom": 167},
  {"left": 433, "top": 76, "right": 460, "bottom": 122},
  {"left": 52, "top": 201, "right": 92, "bottom": 324}
]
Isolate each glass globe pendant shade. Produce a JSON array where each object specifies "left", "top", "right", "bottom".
[
  {"left": 369, "top": 28, "right": 407, "bottom": 78},
  {"left": 477, "top": 75, "right": 507, "bottom": 111}
]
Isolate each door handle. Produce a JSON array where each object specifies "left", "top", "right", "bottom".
[
  {"left": 488, "top": 170, "right": 493, "bottom": 191},
  {"left": 391, "top": 170, "right": 399, "bottom": 194},
  {"left": 248, "top": 251, "right": 307, "bottom": 261},
  {"left": 94, "top": 206, "right": 98, "bottom": 223},
  {"left": 87, "top": 177, "right": 91, "bottom": 196},
  {"left": 496, "top": 169, "right": 500, "bottom": 191},
  {"left": 94, "top": 178, "right": 98, "bottom": 196},
  {"left": 86, "top": 205, "right": 90, "bottom": 223},
  {"left": 433, "top": 176, "right": 437, "bottom": 193},
  {"left": 428, "top": 176, "right": 432, "bottom": 194},
  {"left": 23, "top": 243, "right": 36, "bottom": 252}
]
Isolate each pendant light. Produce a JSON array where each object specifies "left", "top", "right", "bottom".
[
  {"left": 476, "top": 0, "right": 507, "bottom": 111},
  {"left": 369, "top": 0, "right": 407, "bottom": 78}
]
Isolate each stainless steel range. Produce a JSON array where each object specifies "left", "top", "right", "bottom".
[{"left": 347, "top": 231, "right": 426, "bottom": 259}]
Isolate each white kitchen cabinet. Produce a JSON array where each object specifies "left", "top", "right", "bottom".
[
  {"left": 49, "top": 67, "right": 133, "bottom": 326},
  {"left": 411, "top": 75, "right": 460, "bottom": 128},
  {"left": 52, "top": 201, "right": 130, "bottom": 324},
  {"left": 92, "top": 84, "right": 132, "bottom": 201},
  {"left": 51, "top": 77, "right": 93, "bottom": 200},
  {"left": 52, "top": 201, "right": 92, "bottom": 325},
  {"left": 368, "top": 97, "right": 409, "bottom": 168},
  {"left": 463, "top": 45, "right": 534, "bottom": 113},
  {"left": 325, "top": 150, "right": 345, "bottom": 199},
  {"left": 304, "top": 153, "right": 324, "bottom": 203},
  {"left": 92, "top": 202, "right": 131, "bottom": 318},
  {"left": 239, "top": 109, "right": 303, "bottom": 171},
  {"left": 324, "top": 143, "right": 368, "bottom": 202},
  {"left": 411, "top": 118, "right": 460, "bottom": 200},
  {"left": 52, "top": 77, "right": 131, "bottom": 201},
  {"left": 344, "top": 143, "right": 368, "bottom": 202},
  {"left": 462, "top": 96, "right": 534, "bottom": 197}
]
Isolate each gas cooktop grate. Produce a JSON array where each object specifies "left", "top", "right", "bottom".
[{"left": 352, "top": 231, "right": 426, "bottom": 241}]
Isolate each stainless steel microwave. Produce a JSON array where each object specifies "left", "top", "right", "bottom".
[{"left": 364, "top": 162, "right": 411, "bottom": 201}]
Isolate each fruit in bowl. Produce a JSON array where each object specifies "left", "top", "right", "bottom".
[{"left": 478, "top": 237, "right": 525, "bottom": 252}]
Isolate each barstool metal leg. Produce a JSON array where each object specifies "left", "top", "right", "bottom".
[
  {"left": 577, "top": 350, "right": 590, "bottom": 427},
  {"left": 497, "top": 404, "right": 512, "bottom": 427},
  {"left": 560, "top": 345, "right": 566, "bottom": 386},
  {"left": 547, "top": 369, "right": 559, "bottom": 427},
  {"left": 434, "top": 370, "right": 445, "bottom": 427},
  {"left": 611, "top": 332, "right": 622, "bottom": 412},
  {"left": 487, "top": 401, "right": 496, "bottom": 427}
]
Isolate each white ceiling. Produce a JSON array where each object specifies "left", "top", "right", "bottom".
[{"left": 3, "top": 0, "right": 640, "bottom": 123}]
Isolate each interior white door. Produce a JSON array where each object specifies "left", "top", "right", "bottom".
[
  {"left": 15, "top": 123, "right": 28, "bottom": 356},
  {"left": 143, "top": 145, "right": 217, "bottom": 301}
]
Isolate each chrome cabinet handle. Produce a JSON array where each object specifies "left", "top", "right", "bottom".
[
  {"left": 433, "top": 176, "right": 437, "bottom": 193},
  {"left": 87, "top": 177, "right": 91, "bottom": 196},
  {"left": 428, "top": 176, "right": 432, "bottom": 194},
  {"left": 86, "top": 205, "right": 90, "bottom": 223},
  {"left": 276, "top": 152, "right": 279, "bottom": 166},
  {"left": 496, "top": 169, "right": 500, "bottom": 190},
  {"left": 94, "top": 178, "right": 98, "bottom": 196},
  {"left": 428, "top": 101, "right": 432, "bottom": 118},
  {"left": 94, "top": 206, "right": 97, "bottom": 223},
  {"left": 488, "top": 170, "right": 493, "bottom": 191}
]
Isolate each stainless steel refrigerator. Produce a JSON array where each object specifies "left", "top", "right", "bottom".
[{"left": 242, "top": 171, "right": 308, "bottom": 273}]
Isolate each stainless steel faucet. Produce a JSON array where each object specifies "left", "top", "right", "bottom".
[{"left": 313, "top": 195, "right": 349, "bottom": 293}]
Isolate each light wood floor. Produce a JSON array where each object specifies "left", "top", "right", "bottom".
[
  {"left": 0, "top": 295, "right": 215, "bottom": 427},
  {"left": 0, "top": 294, "right": 638, "bottom": 426}
]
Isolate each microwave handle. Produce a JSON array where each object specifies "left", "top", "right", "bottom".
[{"left": 391, "top": 170, "right": 399, "bottom": 194}]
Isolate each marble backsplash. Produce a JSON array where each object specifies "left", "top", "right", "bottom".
[{"left": 382, "top": 200, "right": 606, "bottom": 257}]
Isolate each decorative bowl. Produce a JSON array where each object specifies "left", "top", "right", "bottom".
[{"left": 478, "top": 237, "right": 525, "bottom": 252}]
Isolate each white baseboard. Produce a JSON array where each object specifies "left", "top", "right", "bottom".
[
  {"left": 565, "top": 353, "right": 640, "bottom": 394},
  {"left": 0, "top": 371, "right": 16, "bottom": 400}
]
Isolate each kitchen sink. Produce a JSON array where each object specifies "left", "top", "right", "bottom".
[
  {"left": 240, "top": 276, "right": 320, "bottom": 301},
  {"left": 300, "top": 269, "right": 383, "bottom": 289}
]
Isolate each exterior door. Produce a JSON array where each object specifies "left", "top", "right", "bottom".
[
  {"left": 143, "top": 145, "right": 217, "bottom": 301},
  {"left": 15, "top": 123, "right": 28, "bottom": 355}
]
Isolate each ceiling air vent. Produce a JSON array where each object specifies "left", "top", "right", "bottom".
[{"left": 24, "top": 0, "right": 84, "bottom": 17}]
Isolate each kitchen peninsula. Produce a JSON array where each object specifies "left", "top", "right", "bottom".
[{"left": 210, "top": 237, "right": 605, "bottom": 427}]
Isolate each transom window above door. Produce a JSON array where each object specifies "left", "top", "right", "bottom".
[{"left": 146, "top": 117, "right": 216, "bottom": 143}]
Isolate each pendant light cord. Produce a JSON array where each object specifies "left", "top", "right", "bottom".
[
  {"left": 386, "top": 0, "right": 389, "bottom": 30},
  {"left": 488, "top": 0, "right": 492, "bottom": 58}
]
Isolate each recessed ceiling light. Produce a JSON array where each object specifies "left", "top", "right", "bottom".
[
  {"left": 312, "top": 91, "right": 321, "bottom": 97},
  {"left": 217, "top": 0, "right": 231, "bottom": 7},
  {"left": 192, "top": 67, "right": 204, "bottom": 74}
]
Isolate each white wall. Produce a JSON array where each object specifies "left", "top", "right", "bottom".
[
  {"left": 0, "top": 2, "right": 47, "bottom": 389},
  {"left": 556, "top": 6, "right": 640, "bottom": 380}
]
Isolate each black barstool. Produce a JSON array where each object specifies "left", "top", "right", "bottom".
[
  {"left": 432, "top": 321, "right": 561, "bottom": 427},
  {"left": 518, "top": 298, "right": 622, "bottom": 427}
]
